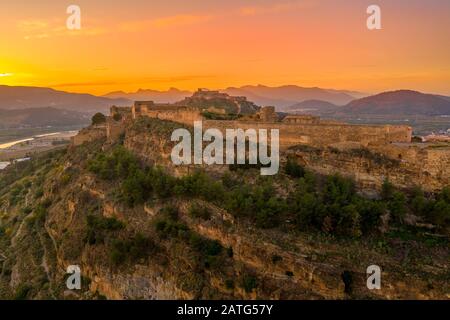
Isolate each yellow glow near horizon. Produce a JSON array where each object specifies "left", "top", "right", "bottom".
[{"left": 0, "top": 0, "right": 449, "bottom": 96}]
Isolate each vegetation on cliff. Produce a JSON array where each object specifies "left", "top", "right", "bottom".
[{"left": 87, "top": 146, "right": 450, "bottom": 236}]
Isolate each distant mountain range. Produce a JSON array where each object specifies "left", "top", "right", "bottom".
[
  {"left": 1, "top": 85, "right": 449, "bottom": 129},
  {"left": 222, "top": 85, "right": 364, "bottom": 109},
  {"left": 0, "top": 85, "right": 130, "bottom": 113},
  {"left": 103, "top": 85, "right": 367, "bottom": 109},
  {"left": 286, "top": 90, "right": 450, "bottom": 117},
  {"left": 103, "top": 88, "right": 191, "bottom": 103}
]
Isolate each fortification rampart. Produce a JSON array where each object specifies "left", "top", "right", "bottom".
[
  {"left": 77, "top": 102, "right": 447, "bottom": 192},
  {"left": 289, "top": 143, "right": 450, "bottom": 193},
  {"left": 201, "top": 120, "right": 411, "bottom": 149},
  {"left": 132, "top": 101, "right": 202, "bottom": 126},
  {"left": 140, "top": 107, "right": 202, "bottom": 126},
  {"left": 127, "top": 101, "right": 412, "bottom": 148}
]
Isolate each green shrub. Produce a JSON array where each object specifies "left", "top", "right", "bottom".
[
  {"left": 14, "top": 284, "right": 32, "bottom": 300},
  {"left": 438, "top": 186, "right": 450, "bottom": 203},
  {"left": 356, "top": 199, "right": 386, "bottom": 234},
  {"left": 221, "top": 172, "right": 239, "bottom": 189},
  {"left": 34, "top": 188, "right": 44, "bottom": 199},
  {"left": 225, "top": 279, "right": 234, "bottom": 290},
  {"left": 429, "top": 200, "right": 450, "bottom": 229},
  {"left": 271, "top": 255, "right": 282, "bottom": 264},
  {"left": 188, "top": 233, "right": 222, "bottom": 256},
  {"left": 110, "top": 233, "right": 156, "bottom": 266},
  {"left": 155, "top": 219, "right": 188, "bottom": 239},
  {"left": 60, "top": 173, "right": 72, "bottom": 185},
  {"left": 159, "top": 205, "right": 179, "bottom": 220},
  {"left": 388, "top": 192, "right": 407, "bottom": 222},
  {"left": 87, "top": 146, "right": 139, "bottom": 181},
  {"left": 411, "top": 187, "right": 427, "bottom": 216},
  {"left": 85, "top": 215, "right": 124, "bottom": 245},
  {"left": 335, "top": 204, "right": 362, "bottom": 238},
  {"left": 381, "top": 179, "right": 395, "bottom": 200},
  {"left": 292, "top": 192, "right": 317, "bottom": 230},
  {"left": 120, "top": 170, "right": 149, "bottom": 206},
  {"left": 91, "top": 113, "right": 106, "bottom": 125},
  {"left": 22, "top": 206, "right": 33, "bottom": 214},
  {"left": 189, "top": 204, "right": 211, "bottom": 220},
  {"left": 241, "top": 275, "right": 257, "bottom": 293},
  {"left": 285, "top": 158, "right": 305, "bottom": 178},
  {"left": 322, "top": 174, "right": 355, "bottom": 207}
]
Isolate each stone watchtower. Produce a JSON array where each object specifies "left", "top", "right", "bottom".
[
  {"left": 132, "top": 101, "right": 155, "bottom": 119},
  {"left": 258, "top": 106, "right": 278, "bottom": 122},
  {"left": 106, "top": 105, "right": 132, "bottom": 142}
]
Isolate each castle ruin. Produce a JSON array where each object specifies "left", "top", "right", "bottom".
[
  {"left": 125, "top": 96, "right": 412, "bottom": 149},
  {"left": 71, "top": 89, "right": 449, "bottom": 192}
]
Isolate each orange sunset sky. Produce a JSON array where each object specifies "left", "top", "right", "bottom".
[{"left": 0, "top": 0, "right": 449, "bottom": 96}]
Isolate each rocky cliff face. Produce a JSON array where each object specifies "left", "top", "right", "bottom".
[
  {"left": 287, "top": 144, "right": 450, "bottom": 194},
  {"left": 0, "top": 118, "right": 448, "bottom": 300}
]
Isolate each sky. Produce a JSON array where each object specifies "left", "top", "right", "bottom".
[{"left": 0, "top": 0, "right": 449, "bottom": 96}]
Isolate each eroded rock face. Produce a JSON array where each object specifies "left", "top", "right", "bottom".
[
  {"left": 44, "top": 185, "right": 448, "bottom": 299},
  {"left": 287, "top": 144, "right": 450, "bottom": 193}
]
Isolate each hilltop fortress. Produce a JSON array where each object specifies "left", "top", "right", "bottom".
[
  {"left": 73, "top": 89, "right": 449, "bottom": 193},
  {"left": 109, "top": 89, "right": 412, "bottom": 148}
]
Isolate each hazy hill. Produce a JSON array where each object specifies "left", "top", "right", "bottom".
[
  {"left": 342, "top": 90, "right": 450, "bottom": 116},
  {"left": 436, "top": 95, "right": 450, "bottom": 102},
  {"left": 223, "top": 85, "right": 359, "bottom": 109},
  {"left": 0, "top": 107, "right": 90, "bottom": 129},
  {"left": 0, "top": 85, "right": 130, "bottom": 113},
  {"left": 103, "top": 88, "right": 191, "bottom": 103},
  {"left": 104, "top": 85, "right": 363, "bottom": 110},
  {"left": 287, "top": 99, "right": 339, "bottom": 114}
]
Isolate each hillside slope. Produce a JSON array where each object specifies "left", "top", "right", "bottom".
[
  {"left": 287, "top": 100, "right": 339, "bottom": 114},
  {"left": 103, "top": 88, "right": 191, "bottom": 103},
  {"left": 342, "top": 90, "right": 450, "bottom": 116},
  {"left": 0, "top": 85, "right": 130, "bottom": 113},
  {"left": 0, "top": 107, "right": 90, "bottom": 129},
  {"left": 0, "top": 119, "right": 448, "bottom": 300}
]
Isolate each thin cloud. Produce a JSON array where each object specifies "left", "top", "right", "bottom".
[
  {"left": 18, "top": 19, "right": 49, "bottom": 31},
  {"left": 239, "top": 1, "right": 313, "bottom": 16},
  {"left": 51, "top": 75, "right": 215, "bottom": 88},
  {"left": 120, "top": 14, "right": 213, "bottom": 32},
  {"left": 152, "top": 14, "right": 212, "bottom": 28},
  {"left": 18, "top": 18, "right": 108, "bottom": 40}
]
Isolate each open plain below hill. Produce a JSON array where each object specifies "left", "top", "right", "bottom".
[{"left": 0, "top": 107, "right": 90, "bottom": 129}]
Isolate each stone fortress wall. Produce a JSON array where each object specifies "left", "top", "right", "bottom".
[
  {"left": 129, "top": 100, "right": 413, "bottom": 149},
  {"left": 71, "top": 125, "right": 107, "bottom": 146},
  {"left": 133, "top": 101, "right": 203, "bottom": 126}
]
